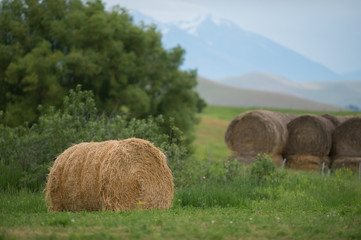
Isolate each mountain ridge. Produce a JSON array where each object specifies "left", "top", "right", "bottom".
[
  {"left": 132, "top": 11, "right": 361, "bottom": 82},
  {"left": 219, "top": 73, "right": 361, "bottom": 109},
  {"left": 196, "top": 76, "right": 347, "bottom": 111},
  {"left": 131, "top": 11, "right": 355, "bottom": 82}
]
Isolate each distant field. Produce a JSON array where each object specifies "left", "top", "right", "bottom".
[
  {"left": 193, "top": 116, "right": 231, "bottom": 161},
  {"left": 201, "top": 105, "right": 360, "bottom": 121}
]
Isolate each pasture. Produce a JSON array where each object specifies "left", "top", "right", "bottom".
[{"left": 1, "top": 106, "right": 361, "bottom": 239}]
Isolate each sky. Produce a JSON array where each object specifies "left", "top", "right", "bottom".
[{"left": 103, "top": 0, "right": 361, "bottom": 74}]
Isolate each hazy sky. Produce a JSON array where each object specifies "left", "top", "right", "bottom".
[{"left": 103, "top": 0, "right": 361, "bottom": 74}]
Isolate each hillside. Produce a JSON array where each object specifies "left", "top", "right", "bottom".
[
  {"left": 196, "top": 77, "right": 346, "bottom": 111},
  {"left": 219, "top": 73, "right": 361, "bottom": 109}
]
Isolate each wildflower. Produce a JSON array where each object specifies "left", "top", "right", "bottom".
[
  {"left": 71, "top": 219, "right": 75, "bottom": 223},
  {"left": 276, "top": 217, "right": 280, "bottom": 221},
  {"left": 249, "top": 217, "right": 253, "bottom": 221},
  {"left": 211, "top": 220, "right": 215, "bottom": 224},
  {"left": 229, "top": 221, "right": 233, "bottom": 224},
  {"left": 137, "top": 201, "right": 143, "bottom": 210},
  {"left": 203, "top": 176, "right": 206, "bottom": 180}
]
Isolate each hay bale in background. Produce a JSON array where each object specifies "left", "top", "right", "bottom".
[
  {"left": 283, "top": 114, "right": 335, "bottom": 170},
  {"left": 45, "top": 138, "right": 174, "bottom": 212},
  {"left": 224, "top": 110, "right": 295, "bottom": 165},
  {"left": 321, "top": 113, "right": 352, "bottom": 127},
  {"left": 330, "top": 117, "right": 361, "bottom": 170}
]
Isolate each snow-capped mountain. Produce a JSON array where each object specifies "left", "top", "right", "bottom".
[{"left": 131, "top": 11, "right": 353, "bottom": 82}]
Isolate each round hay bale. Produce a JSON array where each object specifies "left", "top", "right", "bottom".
[
  {"left": 45, "top": 138, "right": 174, "bottom": 212},
  {"left": 284, "top": 114, "right": 335, "bottom": 156},
  {"left": 224, "top": 110, "right": 295, "bottom": 165},
  {"left": 330, "top": 117, "right": 361, "bottom": 170},
  {"left": 283, "top": 114, "right": 335, "bottom": 170}
]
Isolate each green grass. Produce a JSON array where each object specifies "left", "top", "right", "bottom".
[
  {"left": 201, "top": 105, "right": 361, "bottom": 122},
  {"left": 1, "top": 168, "right": 361, "bottom": 240},
  {"left": 193, "top": 116, "right": 231, "bottom": 161},
  {"left": 1, "top": 105, "right": 361, "bottom": 239}
]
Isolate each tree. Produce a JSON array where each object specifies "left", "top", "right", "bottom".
[{"left": 0, "top": 0, "right": 204, "bottom": 141}]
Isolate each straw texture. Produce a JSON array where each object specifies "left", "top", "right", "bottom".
[
  {"left": 284, "top": 114, "right": 335, "bottom": 170},
  {"left": 331, "top": 117, "right": 361, "bottom": 170},
  {"left": 45, "top": 138, "right": 174, "bottom": 212},
  {"left": 225, "top": 110, "right": 295, "bottom": 164}
]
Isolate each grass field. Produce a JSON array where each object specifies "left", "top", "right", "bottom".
[
  {"left": 201, "top": 105, "right": 360, "bottom": 121},
  {"left": 1, "top": 169, "right": 361, "bottom": 239},
  {"left": 1, "top": 106, "right": 361, "bottom": 239}
]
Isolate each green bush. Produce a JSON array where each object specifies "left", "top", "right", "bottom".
[
  {"left": 224, "top": 156, "right": 244, "bottom": 182},
  {"left": 0, "top": 85, "right": 188, "bottom": 190},
  {"left": 250, "top": 153, "right": 278, "bottom": 185}
]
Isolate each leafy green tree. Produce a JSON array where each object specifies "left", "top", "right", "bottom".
[{"left": 0, "top": 0, "right": 204, "bottom": 140}]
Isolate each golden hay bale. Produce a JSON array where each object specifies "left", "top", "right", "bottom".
[
  {"left": 224, "top": 110, "right": 295, "bottom": 165},
  {"left": 45, "top": 138, "right": 174, "bottom": 212},
  {"left": 330, "top": 117, "right": 361, "bottom": 170},
  {"left": 283, "top": 114, "right": 335, "bottom": 170},
  {"left": 285, "top": 155, "right": 330, "bottom": 171}
]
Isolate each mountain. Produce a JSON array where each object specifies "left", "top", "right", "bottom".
[
  {"left": 196, "top": 77, "right": 346, "bottom": 111},
  {"left": 131, "top": 11, "right": 344, "bottom": 82},
  {"left": 130, "top": 11, "right": 360, "bottom": 110},
  {"left": 341, "top": 70, "right": 361, "bottom": 81},
  {"left": 219, "top": 73, "right": 361, "bottom": 110}
]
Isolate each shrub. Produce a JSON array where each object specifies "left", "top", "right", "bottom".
[
  {"left": 0, "top": 85, "right": 188, "bottom": 190},
  {"left": 224, "top": 156, "right": 244, "bottom": 182},
  {"left": 250, "top": 154, "right": 277, "bottom": 185}
]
